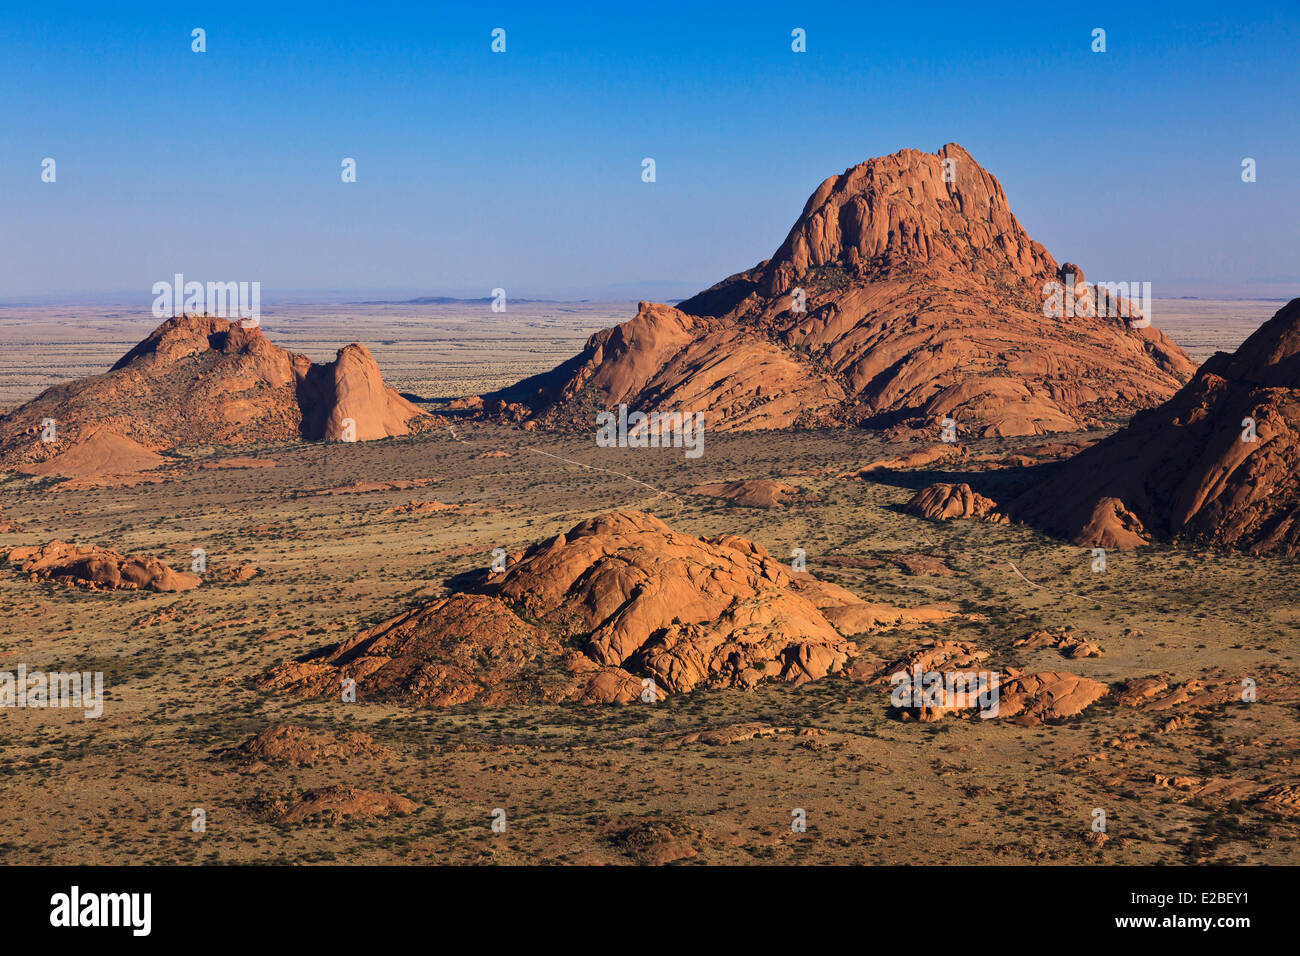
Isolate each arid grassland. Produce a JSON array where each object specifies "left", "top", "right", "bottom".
[{"left": 0, "top": 299, "right": 1295, "bottom": 865}]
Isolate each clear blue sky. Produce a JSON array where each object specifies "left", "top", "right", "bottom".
[{"left": 1, "top": 0, "right": 1296, "bottom": 302}]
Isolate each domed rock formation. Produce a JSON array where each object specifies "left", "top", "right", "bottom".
[
  {"left": 903, "top": 482, "right": 1007, "bottom": 522},
  {"left": 0, "top": 314, "right": 426, "bottom": 474},
  {"left": 686, "top": 479, "right": 800, "bottom": 508},
  {"left": 15, "top": 428, "right": 167, "bottom": 481},
  {"left": 260, "top": 593, "right": 577, "bottom": 707},
  {"left": 1012, "top": 297, "right": 1300, "bottom": 554},
  {"left": 996, "top": 672, "right": 1109, "bottom": 726},
  {"left": 263, "top": 511, "right": 957, "bottom": 706},
  {"left": 263, "top": 787, "right": 416, "bottom": 825},
  {"left": 462, "top": 144, "right": 1194, "bottom": 437},
  {"left": 222, "top": 725, "right": 392, "bottom": 767},
  {"left": 495, "top": 511, "right": 855, "bottom": 693},
  {"left": 7, "top": 540, "right": 202, "bottom": 592},
  {"left": 1013, "top": 627, "right": 1103, "bottom": 659},
  {"left": 307, "top": 343, "right": 424, "bottom": 442}
]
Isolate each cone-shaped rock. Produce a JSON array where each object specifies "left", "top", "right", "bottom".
[{"left": 463, "top": 144, "right": 1194, "bottom": 437}]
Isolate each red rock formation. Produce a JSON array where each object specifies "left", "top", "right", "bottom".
[
  {"left": 674, "top": 722, "right": 793, "bottom": 746},
  {"left": 211, "top": 562, "right": 259, "bottom": 583},
  {"left": 608, "top": 818, "right": 700, "bottom": 864},
  {"left": 866, "top": 639, "right": 994, "bottom": 721},
  {"left": 267, "top": 787, "right": 416, "bottom": 825},
  {"left": 494, "top": 511, "right": 855, "bottom": 694},
  {"left": 260, "top": 593, "right": 569, "bottom": 707},
  {"left": 686, "top": 479, "right": 800, "bottom": 508},
  {"left": 312, "top": 343, "right": 424, "bottom": 442},
  {"left": 0, "top": 314, "right": 425, "bottom": 474},
  {"left": 263, "top": 511, "right": 958, "bottom": 706},
  {"left": 1114, "top": 676, "right": 1246, "bottom": 712},
  {"left": 224, "top": 725, "right": 392, "bottom": 766},
  {"left": 16, "top": 428, "right": 166, "bottom": 480},
  {"left": 464, "top": 144, "right": 1193, "bottom": 437},
  {"left": 882, "top": 553, "right": 957, "bottom": 576},
  {"left": 997, "top": 672, "right": 1109, "bottom": 726},
  {"left": 1012, "top": 297, "right": 1300, "bottom": 554},
  {"left": 7, "top": 540, "right": 201, "bottom": 592},
  {"left": 903, "top": 482, "right": 1007, "bottom": 522},
  {"left": 1253, "top": 785, "right": 1300, "bottom": 818},
  {"left": 841, "top": 444, "right": 967, "bottom": 476},
  {"left": 1013, "top": 627, "right": 1103, "bottom": 659},
  {"left": 381, "top": 500, "right": 458, "bottom": 515},
  {"left": 873, "top": 639, "right": 991, "bottom": 684}
]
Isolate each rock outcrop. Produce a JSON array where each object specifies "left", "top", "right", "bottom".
[
  {"left": 495, "top": 511, "right": 854, "bottom": 694},
  {"left": 1012, "top": 297, "right": 1300, "bottom": 554},
  {"left": 262, "top": 787, "right": 416, "bottom": 825},
  {"left": 850, "top": 639, "right": 1107, "bottom": 724},
  {"left": 608, "top": 817, "right": 700, "bottom": 865},
  {"left": 686, "top": 479, "right": 800, "bottom": 508},
  {"left": 903, "top": 482, "right": 1007, "bottom": 522},
  {"left": 997, "top": 672, "right": 1109, "bottom": 726},
  {"left": 263, "top": 511, "right": 954, "bottom": 706},
  {"left": 16, "top": 428, "right": 167, "bottom": 481},
  {"left": 1113, "top": 675, "right": 1246, "bottom": 712},
  {"left": 462, "top": 144, "right": 1194, "bottom": 438},
  {"left": 0, "top": 314, "right": 426, "bottom": 474},
  {"left": 1013, "top": 626, "right": 1103, "bottom": 659},
  {"left": 223, "top": 725, "right": 391, "bottom": 766},
  {"left": 842, "top": 445, "right": 967, "bottom": 476},
  {"left": 6, "top": 540, "right": 202, "bottom": 592},
  {"left": 260, "top": 593, "right": 572, "bottom": 707},
  {"left": 673, "top": 722, "right": 794, "bottom": 746},
  {"left": 1253, "top": 785, "right": 1300, "bottom": 819},
  {"left": 872, "top": 639, "right": 991, "bottom": 685},
  {"left": 856, "top": 638, "right": 995, "bottom": 721}
]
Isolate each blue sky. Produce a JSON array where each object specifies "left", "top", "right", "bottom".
[{"left": 1, "top": 0, "right": 1297, "bottom": 302}]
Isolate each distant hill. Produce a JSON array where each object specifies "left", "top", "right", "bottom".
[{"left": 0, "top": 314, "right": 426, "bottom": 475}]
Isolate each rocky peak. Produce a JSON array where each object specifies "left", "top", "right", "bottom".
[{"left": 754, "top": 143, "right": 1057, "bottom": 296}]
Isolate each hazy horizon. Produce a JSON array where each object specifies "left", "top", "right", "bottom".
[{"left": 1, "top": 289, "right": 1295, "bottom": 310}]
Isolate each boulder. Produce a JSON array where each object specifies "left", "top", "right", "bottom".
[
  {"left": 224, "top": 725, "right": 391, "bottom": 766},
  {"left": 7, "top": 540, "right": 201, "bottom": 592},
  {"left": 903, "top": 482, "right": 1007, "bottom": 522},
  {"left": 687, "top": 479, "right": 800, "bottom": 509}
]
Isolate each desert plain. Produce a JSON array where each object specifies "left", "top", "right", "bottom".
[{"left": 1, "top": 297, "right": 1297, "bottom": 866}]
